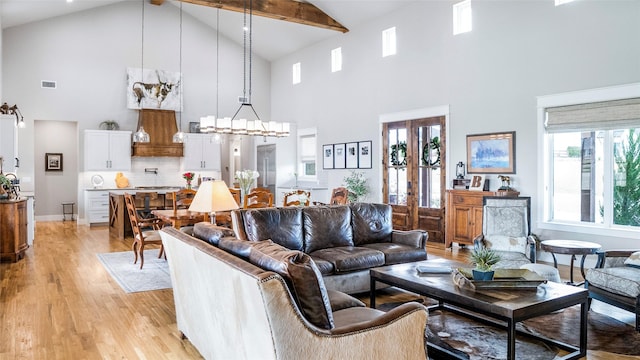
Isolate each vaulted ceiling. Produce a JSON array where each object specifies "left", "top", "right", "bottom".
[{"left": 0, "top": 0, "right": 411, "bottom": 61}]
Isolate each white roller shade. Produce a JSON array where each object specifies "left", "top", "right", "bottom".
[{"left": 545, "top": 98, "right": 640, "bottom": 132}]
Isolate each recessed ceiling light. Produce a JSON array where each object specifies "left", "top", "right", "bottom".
[{"left": 67, "top": 0, "right": 73, "bottom": 3}]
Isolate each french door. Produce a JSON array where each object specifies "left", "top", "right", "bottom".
[{"left": 382, "top": 117, "right": 446, "bottom": 247}]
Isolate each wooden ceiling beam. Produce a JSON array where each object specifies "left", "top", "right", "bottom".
[
  {"left": 150, "top": 0, "right": 165, "bottom": 5},
  {"left": 180, "top": 0, "right": 348, "bottom": 33}
]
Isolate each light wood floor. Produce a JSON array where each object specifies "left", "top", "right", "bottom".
[{"left": 0, "top": 221, "right": 637, "bottom": 359}]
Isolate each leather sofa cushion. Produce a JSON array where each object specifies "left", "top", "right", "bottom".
[
  {"left": 350, "top": 203, "right": 393, "bottom": 245},
  {"left": 249, "top": 240, "right": 334, "bottom": 330},
  {"left": 193, "top": 222, "right": 236, "bottom": 245},
  {"left": 218, "top": 237, "right": 255, "bottom": 258},
  {"left": 310, "top": 256, "right": 335, "bottom": 275},
  {"left": 303, "top": 206, "right": 353, "bottom": 253},
  {"left": 243, "top": 207, "right": 304, "bottom": 251},
  {"left": 362, "top": 243, "right": 427, "bottom": 265},
  {"left": 327, "top": 289, "right": 365, "bottom": 312},
  {"left": 311, "top": 246, "right": 385, "bottom": 273}
]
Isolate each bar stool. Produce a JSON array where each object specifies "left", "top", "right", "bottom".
[{"left": 62, "top": 202, "right": 75, "bottom": 221}]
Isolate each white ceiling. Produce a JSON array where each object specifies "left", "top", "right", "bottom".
[{"left": 0, "top": 0, "right": 413, "bottom": 61}]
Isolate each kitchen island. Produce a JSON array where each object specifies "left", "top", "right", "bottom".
[{"left": 108, "top": 188, "right": 180, "bottom": 239}]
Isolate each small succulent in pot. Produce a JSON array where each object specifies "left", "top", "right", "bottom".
[
  {"left": 469, "top": 247, "right": 501, "bottom": 280},
  {"left": 99, "top": 120, "right": 120, "bottom": 130}
]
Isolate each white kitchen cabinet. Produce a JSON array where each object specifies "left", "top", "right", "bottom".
[
  {"left": 0, "top": 115, "right": 18, "bottom": 173},
  {"left": 85, "top": 190, "right": 110, "bottom": 225},
  {"left": 182, "top": 134, "right": 221, "bottom": 171},
  {"left": 84, "top": 130, "right": 131, "bottom": 171}
]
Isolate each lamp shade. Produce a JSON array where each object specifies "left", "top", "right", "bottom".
[{"left": 188, "top": 180, "right": 239, "bottom": 214}]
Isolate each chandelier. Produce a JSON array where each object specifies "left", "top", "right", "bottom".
[{"left": 199, "top": 0, "right": 290, "bottom": 138}]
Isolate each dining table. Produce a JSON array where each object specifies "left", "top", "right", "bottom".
[{"left": 151, "top": 209, "right": 207, "bottom": 229}]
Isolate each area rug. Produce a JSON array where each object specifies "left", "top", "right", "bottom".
[
  {"left": 378, "top": 298, "right": 640, "bottom": 359},
  {"left": 97, "top": 250, "right": 171, "bottom": 293}
]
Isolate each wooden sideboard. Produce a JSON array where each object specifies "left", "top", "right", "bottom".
[
  {"left": 0, "top": 198, "right": 28, "bottom": 262},
  {"left": 445, "top": 190, "right": 497, "bottom": 248}
]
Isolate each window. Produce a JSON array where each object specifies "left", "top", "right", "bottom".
[
  {"left": 453, "top": 0, "right": 472, "bottom": 35},
  {"left": 382, "top": 27, "right": 396, "bottom": 57},
  {"left": 539, "top": 85, "right": 640, "bottom": 237},
  {"left": 298, "top": 128, "right": 317, "bottom": 179},
  {"left": 292, "top": 62, "right": 301, "bottom": 84},
  {"left": 331, "top": 47, "right": 342, "bottom": 72}
]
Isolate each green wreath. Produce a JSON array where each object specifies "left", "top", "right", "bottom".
[
  {"left": 422, "top": 136, "right": 441, "bottom": 166},
  {"left": 390, "top": 142, "right": 407, "bottom": 166}
]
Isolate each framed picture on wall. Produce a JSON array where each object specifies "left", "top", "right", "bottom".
[
  {"left": 466, "top": 131, "right": 515, "bottom": 174},
  {"left": 334, "top": 143, "right": 346, "bottom": 169},
  {"left": 323, "top": 145, "right": 334, "bottom": 169},
  {"left": 45, "top": 153, "right": 63, "bottom": 172},
  {"left": 358, "top": 141, "right": 372, "bottom": 169},
  {"left": 346, "top": 142, "right": 358, "bottom": 169}
]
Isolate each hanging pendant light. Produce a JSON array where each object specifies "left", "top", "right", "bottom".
[
  {"left": 172, "top": 0, "right": 185, "bottom": 143},
  {"left": 134, "top": 0, "right": 150, "bottom": 143}
]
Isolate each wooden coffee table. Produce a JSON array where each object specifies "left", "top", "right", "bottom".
[{"left": 370, "top": 259, "right": 588, "bottom": 360}]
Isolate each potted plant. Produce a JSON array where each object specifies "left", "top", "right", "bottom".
[
  {"left": 343, "top": 171, "right": 369, "bottom": 202},
  {"left": 469, "top": 247, "right": 501, "bottom": 281},
  {"left": 0, "top": 174, "right": 11, "bottom": 199}
]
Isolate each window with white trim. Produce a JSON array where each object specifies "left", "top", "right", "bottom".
[
  {"left": 298, "top": 128, "right": 317, "bottom": 179},
  {"left": 382, "top": 27, "right": 396, "bottom": 57},
  {"left": 331, "top": 47, "right": 342, "bottom": 72},
  {"left": 292, "top": 62, "right": 301, "bottom": 84},
  {"left": 542, "top": 95, "right": 640, "bottom": 233},
  {"left": 453, "top": 0, "right": 472, "bottom": 35}
]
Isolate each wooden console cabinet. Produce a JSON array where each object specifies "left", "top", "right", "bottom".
[
  {"left": 0, "top": 198, "right": 28, "bottom": 262},
  {"left": 445, "top": 190, "right": 497, "bottom": 248}
]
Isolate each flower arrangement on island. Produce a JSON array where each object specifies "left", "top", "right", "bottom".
[
  {"left": 182, "top": 172, "right": 195, "bottom": 189},
  {"left": 235, "top": 170, "right": 260, "bottom": 198}
]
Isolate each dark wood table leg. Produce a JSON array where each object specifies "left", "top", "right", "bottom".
[
  {"left": 507, "top": 318, "right": 515, "bottom": 360},
  {"left": 580, "top": 300, "right": 588, "bottom": 358},
  {"left": 580, "top": 254, "right": 588, "bottom": 281},
  {"left": 569, "top": 254, "right": 576, "bottom": 284},
  {"left": 369, "top": 276, "right": 376, "bottom": 309}
]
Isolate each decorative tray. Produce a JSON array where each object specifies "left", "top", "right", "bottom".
[{"left": 452, "top": 268, "right": 547, "bottom": 290}]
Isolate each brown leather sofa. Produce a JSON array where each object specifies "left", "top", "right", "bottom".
[
  {"left": 230, "top": 203, "right": 428, "bottom": 294},
  {"left": 159, "top": 226, "right": 429, "bottom": 360}
]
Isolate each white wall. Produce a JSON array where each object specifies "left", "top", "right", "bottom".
[
  {"left": 270, "top": 1, "right": 640, "bottom": 252},
  {"left": 34, "top": 120, "right": 78, "bottom": 219},
  {"left": 2, "top": 1, "right": 270, "bottom": 221}
]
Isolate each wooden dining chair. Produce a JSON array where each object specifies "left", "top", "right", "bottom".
[
  {"left": 169, "top": 189, "right": 197, "bottom": 211},
  {"left": 283, "top": 189, "right": 311, "bottom": 207},
  {"left": 313, "top": 187, "right": 349, "bottom": 206},
  {"left": 124, "top": 193, "right": 165, "bottom": 269},
  {"left": 244, "top": 190, "right": 274, "bottom": 209},
  {"left": 229, "top": 188, "right": 241, "bottom": 206}
]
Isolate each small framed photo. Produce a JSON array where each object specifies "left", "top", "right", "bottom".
[
  {"left": 323, "top": 144, "right": 334, "bottom": 169},
  {"left": 467, "top": 131, "right": 515, "bottom": 174},
  {"left": 358, "top": 141, "right": 372, "bottom": 169},
  {"left": 189, "top": 121, "right": 201, "bottom": 133},
  {"left": 346, "top": 142, "right": 358, "bottom": 169},
  {"left": 468, "top": 174, "right": 487, "bottom": 191},
  {"left": 334, "top": 143, "right": 346, "bottom": 169},
  {"left": 45, "top": 153, "right": 63, "bottom": 172}
]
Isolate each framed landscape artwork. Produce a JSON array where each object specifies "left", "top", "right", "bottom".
[
  {"left": 466, "top": 131, "right": 515, "bottom": 174},
  {"left": 45, "top": 153, "right": 63, "bottom": 172}
]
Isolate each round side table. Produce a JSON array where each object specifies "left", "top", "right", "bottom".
[{"left": 540, "top": 239, "right": 602, "bottom": 285}]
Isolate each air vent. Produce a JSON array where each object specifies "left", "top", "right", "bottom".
[{"left": 41, "top": 80, "right": 57, "bottom": 89}]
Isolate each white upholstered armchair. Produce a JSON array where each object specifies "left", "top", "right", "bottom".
[{"left": 473, "top": 196, "right": 536, "bottom": 269}]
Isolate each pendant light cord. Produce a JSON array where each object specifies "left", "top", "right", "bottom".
[
  {"left": 215, "top": 8, "right": 219, "bottom": 118},
  {"left": 242, "top": 0, "right": 248, "bottom": 103},
  {"left": 141, "top": 0, "right": 145, "bottom": 86},
  {"left": 179, "top": 0, "right": 183, "bottom": 127}
]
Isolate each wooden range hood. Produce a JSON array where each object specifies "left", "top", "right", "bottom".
[{"left": 132, "top": 109, "right": 184, "bottom": 157}]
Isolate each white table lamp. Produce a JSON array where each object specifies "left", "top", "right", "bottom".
[{"left": 188, "top": 180, "right": 239, "bottom": 225}]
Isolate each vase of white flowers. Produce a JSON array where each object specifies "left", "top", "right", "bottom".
[{"left": 235, "top": 169, "right": 260, "bottom": 203}]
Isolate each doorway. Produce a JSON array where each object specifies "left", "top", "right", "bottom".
[
  {"left": 382, "top": 116, "right": 446, "bottom": 247},
  {"left": 257, "top": 144, "right": 276, "bottom": 195}
]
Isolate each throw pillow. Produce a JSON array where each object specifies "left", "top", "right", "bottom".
[
  {"left": 624, "top": 251, "right": 640, "bottom": 268},
  {"left": 249, "top": 240, "right": 334, "bottom": 330}
]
